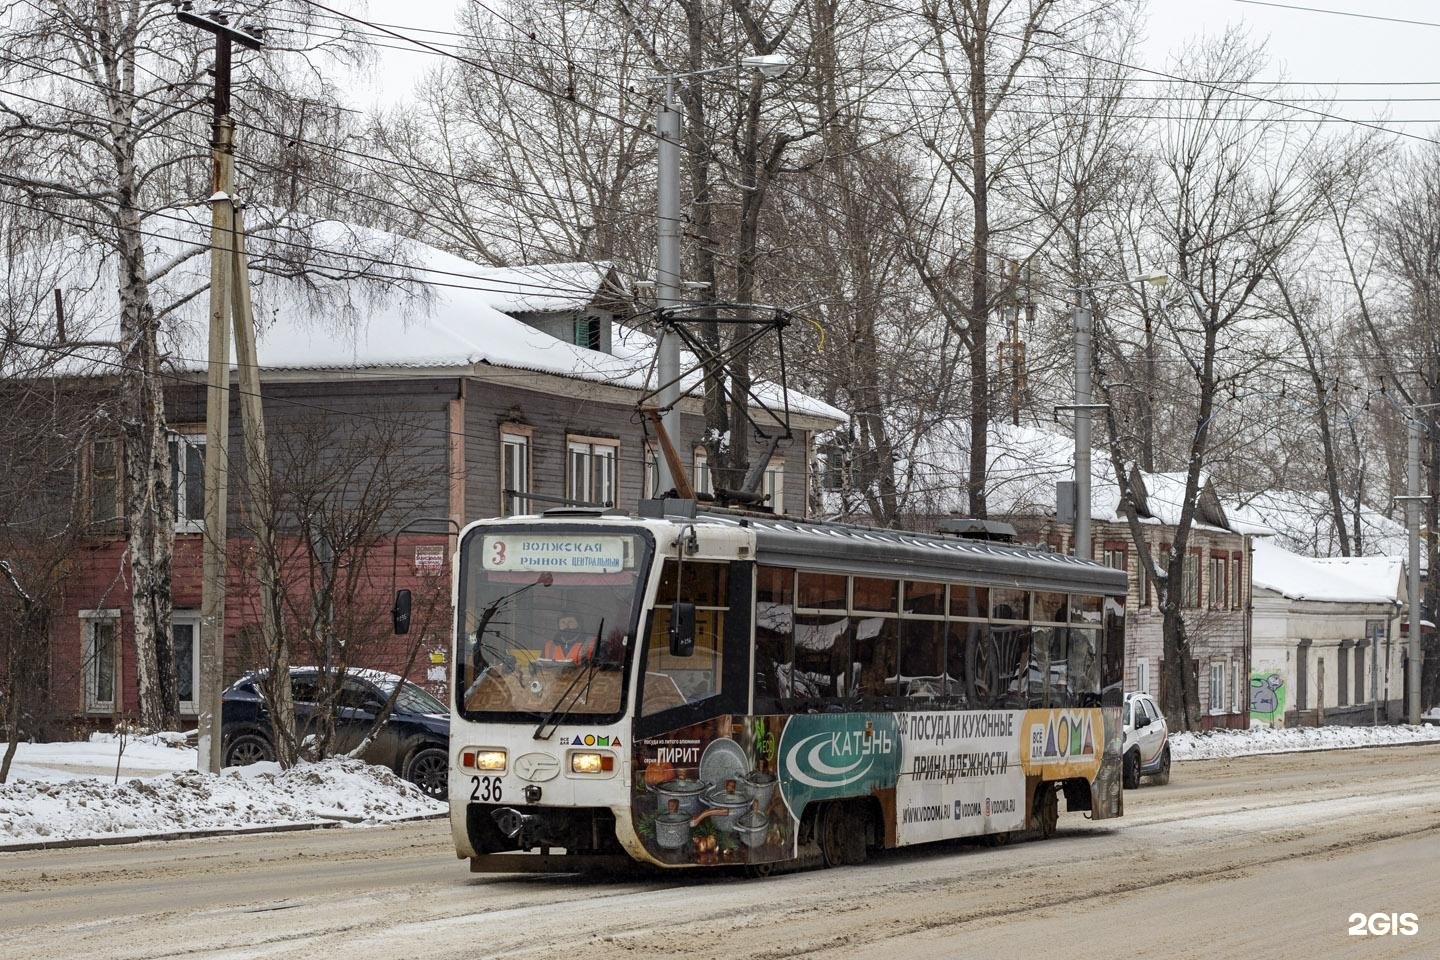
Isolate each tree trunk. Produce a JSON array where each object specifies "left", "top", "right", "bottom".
[{"left": 116, "top": 199, "right": 178, "bottom": 732}]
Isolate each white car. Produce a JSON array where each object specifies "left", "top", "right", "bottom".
[
  {"left": 1122, "top": 692, "right": 1171, "bottom": 788},
  {"left": 1422, "top": 706, "right": 1440, "bottom": 727}
]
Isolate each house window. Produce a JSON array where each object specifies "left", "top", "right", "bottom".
[
  {"left": 1209, "top": 555, "right": 1227, "bottom": 609},
  {"left": 1209, "top": 661, "right": 1226, "bottom": 713},
  {"left": 643, "top": 445, "right": 660, "bottom": 500},
  {"left": 90, "top": 438, "right": 121, "bottom": 523},
  {"left": 572, "top": 315, "right": 602, "bottom": 350},
  {"left": 567, "top": 437, "right": 617, "bottom": 506},
  {"left": 173, "top": 613, "right": 201, "bottom": 713},
  {"left": 500, "top": 428, "right": 531, "bottom": 516},
  {"left": 168, "top": 431, "right": 206, "bottom": 531},
  {"left": 693, "top": 448, "right": 713, "bottom": 497},
  {"left": 1355, "top": 641, "right": 1367, "bottom": 704},
  {"left": 1136, "top": 658, "right": 1150, "bottom": 695},
  {"left": 1182, "top": 558, "right": 1201, "bottom": 609},
  {"left": 82, "top": 610, "right": 121, "bottom": 713},
  {"left": 1138, "top": 550, "right": 1152, "bottom": 608},
  {"left": 763, "top": 460, "right": 784, "bottom": 514}
]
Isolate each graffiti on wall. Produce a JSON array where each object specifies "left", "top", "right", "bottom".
[{"left": 1250, "top": 672, "right": 1286, "bottom": 723}]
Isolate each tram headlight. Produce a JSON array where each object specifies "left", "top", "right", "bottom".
[
  {"left": 471, "top": 749, "right": 507, "bottom": 771},
  {"left": 570, "top": 751, "right": 611, "bottom": 774}
]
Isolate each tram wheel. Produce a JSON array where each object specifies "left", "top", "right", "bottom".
[
  {"left": 817, "top": 802, "right": 866, "bottom": 867},
  {"left": 1034, "top": 783, "right": 1059, "bottom": 839}
]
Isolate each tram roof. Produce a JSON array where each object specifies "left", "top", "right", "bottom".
[{"left": 695, "top": 512, "right": 1127, "bottom": 596}]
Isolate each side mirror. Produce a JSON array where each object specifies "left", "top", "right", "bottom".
[
  {"left": 363, "top": 698, "right": 386, "bottom": 715},
  {"left": 392, "top": 589, "right": 413, "bottom": 635},
  {"left": 669, "top": 601, "right": 696, "bottom": 657},
  {"left": 1135, "top": 713, "right": 1150, "bottom": 729}
]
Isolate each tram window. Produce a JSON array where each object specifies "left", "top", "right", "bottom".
[
  {"left": 1101, "top": 597, "right": 1126, "bottom": 705},
  {"left": 899, "top": 619, "right": 944, "bottom": 702},
  {"left": 655, "top": 559, "right": 728, "bottom": 606},
  {"left": 754, "top": 565, "right": 795, "bottom": 713},
  {"left": 852, "top": 577, "right": 899, "bottom": 613},
  {"left": 903, "top": 580, "right": 945, "bottom": 616},
  {"left": 641, "top": 564, "right": 728, "bottom": 717},
  {"left": 852, "top": 615, "right": 899, "bottom": 704},
  {"left": 797, "top": 572, "right": 847, "bottom": 610},
  {"left": 946, "top": 621, "right": 981, "bottom": 706},
  {"left": 992, "top": 623, "right": 1033, "bottom": 707},
  {"left": 949, "top": 584, "right": 988, "bottom": 619},
  {"left": 1071, "top": 627, "right": 1102, "bottom": 705},
  {"left": 792, "top": 613, "right": 849, "bottom": 704},
  {"left": 992, "top": 588, "right": 1030, "bottom": 621},
  {"left": 1033, "top": 592, "right": 1067, "bottom": 625},
  {"left": 1071, "top": 594, "right": 1104, "bottom": 625},
  {"left": 1032, "top": 627, "right": 1075, "bottom": 707}
]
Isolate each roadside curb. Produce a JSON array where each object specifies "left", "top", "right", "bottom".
[
  {"left": 1175, "top": 736, "right": 1440, "bottom": 763},
  {"left": 0, "top": 811, "right": 445, "bottom": 854}
]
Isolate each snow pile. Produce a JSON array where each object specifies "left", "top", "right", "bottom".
[
  {"left": 1172, "top": 723, "right": 1440, "bottom": 761},
  {"left": 3, "top": 731, "right": 195, "bottom": 783},
  {"left": 0, "top": 757, "right": 443, "bottom": 846}
]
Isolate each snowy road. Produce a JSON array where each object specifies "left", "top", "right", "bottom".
[{"left": 3, "top": 744, "right": 1437, "bottom": 960}]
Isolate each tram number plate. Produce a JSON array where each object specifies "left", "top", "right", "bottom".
[{"left": 470, "top": 775, "right": 503, "bottom": 802}]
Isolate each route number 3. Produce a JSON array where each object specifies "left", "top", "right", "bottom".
[
  {"left": 490, "top": 540, "right": 508, "bottom": 566},
  {"left": 470, "top": 775, "right": 503, "bottom": 802},
  {"left": 1348, "top": 913, "right": 1418, "bottom": 936}
]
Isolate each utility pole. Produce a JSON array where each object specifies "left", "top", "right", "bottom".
[
  {"left": 180, "top": 6, "right": 263, "bottom": 773},
  {"left": 654, "top": 80, "right": 684, "bottom": 494},
  {"left": 1073, "top": 289, "right": 1093, "bottom": 561},
  {"left": 1406, "top": 413, "right": 1423, "bottom": 725}
]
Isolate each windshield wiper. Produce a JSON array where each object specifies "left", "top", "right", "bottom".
[{"left": 532, "top": 618, "right": 606, "bottom": 740}]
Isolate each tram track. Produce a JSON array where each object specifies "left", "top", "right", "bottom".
[{"left": 1, "top": 743, "right": 1436, "bottom": 960}]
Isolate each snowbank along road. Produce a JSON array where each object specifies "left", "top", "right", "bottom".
[{"left": 1, "top": 744, "right": 1436, "bottom": 960}]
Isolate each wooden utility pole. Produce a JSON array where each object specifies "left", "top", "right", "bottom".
[{"left": 181, "top": 8, "right": 265, "bottom": 773}]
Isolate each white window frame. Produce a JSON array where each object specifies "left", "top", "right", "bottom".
[
  {"left": 693, "top": 447, "right": 713, "bottom": 497},
  {"left": 567, "top": 436, "right": 618, "bottom": 507},
  {"left": 1208, "top": 661, "right": 1227, "bottom": 713},
  {"left": 1135, "top": 658, "right": 1150, "bottom": 695},
  {"left": 763, "top": 459, "right": 784, "bottom": 514},
  {"left": 81, "top": 609, "right": 122, "bottom": 714},
  {"left": 642, "top": 444, "right": 659, "bottom": 500},
  {"left": 500, "top": 427, "right": 532, "bottom": 516},
  {"left": 168, "top": 430, "right": 206, "bottom": 533},
  {"left": 172, "top": 612, "right": 202, "bottom": 714}
]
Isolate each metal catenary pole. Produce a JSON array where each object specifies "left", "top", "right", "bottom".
[
  {"left": 654, "top": 80, "right": 684, "bottom": 493},
  {"left": 1073, "top": 289, "right": 1093, "bottom": 561},
  {"left": 1407, "top": 414, "right": 1423, "bottom": 724}
]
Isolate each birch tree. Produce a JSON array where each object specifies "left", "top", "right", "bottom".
[{"left": 0, "top": 1, "right": 365, "bottom": 730}]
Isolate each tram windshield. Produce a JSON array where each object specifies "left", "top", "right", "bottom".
[{"left": 456, "top": 528, "right": 652, "bottom": 721}]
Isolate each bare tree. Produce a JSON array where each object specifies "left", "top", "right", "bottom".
[
  {"left": 1096, "top": 32, "right": 1324, "bottom": 728},
  {"left": 233, "top": 411, "right": 446, "bottom": 764}
]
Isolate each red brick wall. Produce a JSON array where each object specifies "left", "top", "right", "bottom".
[{"left": 52, "top": 532, "right": 454, "bottom": 728}]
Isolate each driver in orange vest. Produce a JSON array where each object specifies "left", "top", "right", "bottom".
[{"left": 543, "top": 615, "right": 595, "bottom": 663}]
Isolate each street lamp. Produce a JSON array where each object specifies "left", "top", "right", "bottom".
[
  {"left": 1062, "top": 272, "right": 1169, "bottom": 561},
  {"left": 652, "top": 54, "right": 793, "bottom": 494}
]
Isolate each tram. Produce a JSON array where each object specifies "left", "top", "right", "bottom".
[{"left": 445, "top": 502, "right": 1126, "bottom": 872}]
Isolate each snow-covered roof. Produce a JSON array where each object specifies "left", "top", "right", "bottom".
[
  {"left": 1223, "top": 489, "right": 1409, "bottom": 559},
  {"left": 11, "top": 212, "right": 845, "bottom": 426},
  {"left": 1252, "top": 539, "right": 1401, "bottom": 604},
  {"left": 469, "top": 261, "right": 619, "bottom": 314}
]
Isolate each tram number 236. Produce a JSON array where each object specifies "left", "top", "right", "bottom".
[{"left": 470, "top": 775, "right": 503, "bottom": 802}]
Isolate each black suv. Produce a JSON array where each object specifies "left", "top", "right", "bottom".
[{"left": 221, "top": 668, "right": 450, "bottom": 799}]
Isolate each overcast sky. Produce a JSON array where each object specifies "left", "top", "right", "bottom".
[{"left": 351, "top": 0, "right": 1440, "bottom": 130}]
